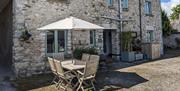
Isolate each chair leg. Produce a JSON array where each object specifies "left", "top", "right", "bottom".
[
  {"left": 57, "top": 79, "right": 64, "bottom": 88},
  {"left": 91, "top": 80, "right": 96, "bottom": 91},
  {"left": 81, "top": 86, "right": 85, "bottom": 91},
  {"left": 64, "top": 84, "right": 69, "bottom": 91},
  {"left": 56, "top": 80, "right": 60, "bottom": 88},
  {"left": 83, "top": 81, "right": 89, "bottom": 86},
  {"left": 51, "top": 76, "right": 58, "bottom": 85},
  {"left": 76, "top": 80, "right": 83, "bottom": 91}
]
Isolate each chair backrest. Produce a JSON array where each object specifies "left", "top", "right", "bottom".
[
  {"left": 53, "top": 59, "right": 65, "bottom": 76},
  {"left": 53, "top": 53, "right": 64, "bottom": 61},
  {"left": 48, "top": 57, "right": 56, "bottom": 73},
  {"left": 81, "top": 54, "right": 90, "bottom": 61},
  {"left": 83, "top": 55, "right": 100, "bottom": 77}
]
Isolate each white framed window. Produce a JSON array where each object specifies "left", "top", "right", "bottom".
[
  {"left": 144, "top": 1, "right": 152, "bottom": 15},
  {"left": 90, "top": 30, "right": 96, "bottom": 46},
  {"left": 46, "top": 30, "right": 67, "bottom": 54}
]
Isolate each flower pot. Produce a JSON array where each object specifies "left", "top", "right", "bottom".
[
  {"left": 121, "top": 51, "right": 135, "bottom": 62},
  {"left": 135, "top": 53, "right": 144, "bottom": 61}
]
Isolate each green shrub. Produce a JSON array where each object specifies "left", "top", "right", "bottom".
[
  {"left": 73, "top": 47, "right": 98, "bottom": 59},
  {"left": 121, "top": 31, "right": 133, "bottom": 52}
]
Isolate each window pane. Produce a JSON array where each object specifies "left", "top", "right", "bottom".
[
  {"left": 122, "top": 0, "right": 128, "bottom": 9},
  {"left": 107, "top": 0, "right": 113, "bottom": 6},
  {"left": 47, "top": 31, "right": 55, "bottom": 53},
  {"left": 145, "top": 1, "right": 152, "bottom": 14},
  {"left": 145, "top": 2, "right": 148, "bottom": 14},
  {"left": 58, "top": 31, "right": 65, "bottom": 52},
  {"left": 148, "top": 2, "right": 152, "bottom": 14}
]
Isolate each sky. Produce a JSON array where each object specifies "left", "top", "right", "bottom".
[{"left": 161, "top": 0, "right": 180, "bottom": 16}]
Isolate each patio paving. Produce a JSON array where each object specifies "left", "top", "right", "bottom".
[
  {"left": 0, "top": 66, "right": 16, "bottom": 91},
  {"left": 96, "top": 50, "right": 180, "bottom": 91},
  {"left": 10, "top": 50, "right": 180, "bottom": 91}
]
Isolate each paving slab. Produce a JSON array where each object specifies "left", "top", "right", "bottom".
[{"left": 0, "top": 66, "right": 16, "bottom": 91}]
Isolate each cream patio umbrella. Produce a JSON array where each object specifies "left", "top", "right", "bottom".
[
  {"left": 38, "top": 16, "right": 104, "bottom": 30},
  {"left": 38, "top": 16, "right": 104, "bottom": 60}
]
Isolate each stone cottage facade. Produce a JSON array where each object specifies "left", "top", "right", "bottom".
[
  {"left": 0, "top": 0, "right": 163, "bottom": 77},
  {"left": 12, "top": 0, "right": 120, "bottom": 77}
]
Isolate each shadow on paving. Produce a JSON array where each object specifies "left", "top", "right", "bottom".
[
  {"left": 11, "top": 72, "right": 148, "bottom": 91},
  {"left": 96, "top": 71, "right": 148, "bottom": 90},
  {"left": 0, "top": 66, "right": 16, "bottom": 91},
  {"left": 161, "top": 49, "right": 180, "bottom": 59},
  {"left": 11, "top": 74, "right": 54, "bottom": 91}
]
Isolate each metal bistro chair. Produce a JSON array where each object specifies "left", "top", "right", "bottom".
[
  {"left": 76, "top": 55, "right": 100, "bottom": 91},
  {"left": 74, "top": 54, "right": 90, "bottom": 65},
  {"left": 54, "top": 58, "right": 77, "bottom": 91},
  {"left": 48, "top": 57, "right": 58, "bottom": 84}
]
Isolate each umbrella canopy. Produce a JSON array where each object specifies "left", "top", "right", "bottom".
[{"left": 38, "top": 17, "right": 104, "bottom": 30}]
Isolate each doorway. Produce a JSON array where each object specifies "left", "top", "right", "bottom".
[
  {"left": 0, "top": 0, "right": 13, "bottom": 67},
  {"left": 103, "top": 30, "right": 112, "bottom": 55}
]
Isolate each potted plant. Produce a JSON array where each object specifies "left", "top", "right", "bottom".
[
  {"left": 19, "top": 30, "right": 32, "bottom": 42},
  {"left": 73, "top": 47, "right": 98, "bottom": 60},
  {"left": 121, "top": 31, "right": 135, "bottom": 62}
]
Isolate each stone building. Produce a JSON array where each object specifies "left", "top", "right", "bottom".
[
  {"left": 171, "top": 15, "right": 180, "bottom": 32},
  {"left": 0, "top": 0, "right": 163, "bottom": 77}
]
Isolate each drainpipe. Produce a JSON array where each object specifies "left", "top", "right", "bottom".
[
  {"left": 159, "top": 0, "right": 164, "bottom": 55},
  {"left": 139, "top": 0, "right": 142, "bottom": 40},
  {"left": 118, "top": 0, "right": 123, "bottom": 60}
]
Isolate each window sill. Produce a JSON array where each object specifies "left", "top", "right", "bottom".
[
  {"left": 122, "top": 8, "right": 129, "bottom": 12},
  {"left": 108, "top": 6, "right": 115, "bottom": 9}
]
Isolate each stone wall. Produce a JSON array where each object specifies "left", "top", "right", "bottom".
[
  {"left": 12, "top": 0, "right": 118, "bottom": 77},
  {"left": 171, "top": 16, "right": 180, "bottom": 32},
  {"left": 70, "top": 30, "right": 104, "bottom": 54},
  {"left": 122, "top": 0, "right": 140, "bottom": 33},
  {"left": 165, "top": 15, "right": 180, "bottom": 49},
  {"left": 122, "top": 0, "right": 162, "bottom": 42},
  {"left": 164, "top": 34, "right": 180, "bottom": 48},
  {"left": 141, "top": 0, "right": 163, "bottom": 55},
  {"left": 111, "top": 30, "right": 121, "bottom": 60},
  {"left": 141, "top": 0, "right": 162, "bottom": 43}
]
